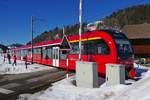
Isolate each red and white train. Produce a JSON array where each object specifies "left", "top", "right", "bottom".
[{"left": 11, "top": 29, "right": 136, "bottom": 78}]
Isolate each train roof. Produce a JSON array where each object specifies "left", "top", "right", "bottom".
[
  {"left": 12, "top": 29, "right": 123, "bottom": 51},
  {"left": 12, "top": 39, "right": 62, "bottom": 50}
]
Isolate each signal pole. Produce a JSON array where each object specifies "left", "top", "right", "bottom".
[
  {"left": 31, "top": 16, "right": 45, "bottom": 64},
  {"left": 31, "top": 16, "right": 34, "bottom": 64},
  {"left": 79, "top": 0, "right": 83, "bottom": 61}
]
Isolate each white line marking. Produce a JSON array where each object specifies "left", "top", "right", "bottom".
[{"left": 0, "top": 88, "right": 14, "bottom": 94}]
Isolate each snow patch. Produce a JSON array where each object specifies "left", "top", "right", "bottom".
[
  {"left": 18, "top": 63, "right": 150, "bottom": 100},
  {"left": 0, "top": 56, "right": 52, "bottom": 75}
]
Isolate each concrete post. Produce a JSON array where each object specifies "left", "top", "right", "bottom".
[
  {"left": 76, "top": 61, "right": 99, "bottom": 88},
  {"left": 106, "top": 64, "right": 125, "bottom": 86}
]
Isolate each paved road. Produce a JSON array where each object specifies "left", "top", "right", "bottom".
[{"left": 0, "top": 68, "right": 66, "bottom": 100}]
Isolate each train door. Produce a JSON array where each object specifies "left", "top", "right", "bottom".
[{"left": 52, "top": 47, "right": 59, "bottom": 67}]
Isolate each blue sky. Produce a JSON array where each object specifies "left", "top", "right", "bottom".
[{"left": 0, "top": 0, "right": 150, "bottom": 45}]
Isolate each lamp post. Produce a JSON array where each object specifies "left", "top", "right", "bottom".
[{"left": 79, "top": 0, "right": 83, "bottom": 61}]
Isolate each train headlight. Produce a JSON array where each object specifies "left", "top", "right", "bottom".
[{"left": 108, "top": 41, "right": 112, "bottom": 44}]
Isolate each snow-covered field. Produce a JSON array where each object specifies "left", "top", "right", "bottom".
[
  {"left": 17, "top": 62, "right": 150, "bottom": 100},
  {"left": 0, "top": 56, "right": 52, "bottom": 74}
]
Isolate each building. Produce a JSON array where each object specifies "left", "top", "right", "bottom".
[{"left": 122, "top": 23, "right": 150, "bottom": 62}]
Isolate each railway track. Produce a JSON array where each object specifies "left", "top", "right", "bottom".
[{"left": 0, "top": 68, "right": 67, "bottom": 100}]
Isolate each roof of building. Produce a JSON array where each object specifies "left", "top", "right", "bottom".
[{"left": 122, "top": 23, "right": 150, "bottom": 39}]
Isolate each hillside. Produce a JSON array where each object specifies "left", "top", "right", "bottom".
[
  {"left": 27, "top": 23, "right": 86, "bottom": 45},
  {"left": 104, "top": 4, "right": 150, "bottom": 28},
  {"left": 28, "top": 4, "right": 150, "bottom": 44}
]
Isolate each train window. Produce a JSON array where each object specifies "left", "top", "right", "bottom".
[
  {"left": 34, "top": 48, "right": 37, "bottom": 54},
  {"left": 28, "top": 49, "right": 31, "bottom": 55},
  {"left": 60, "top": 51, "right": 66, "bottom": 59},
  {"left": 33, "top": 48, "right": 42, "bottom": 54},
  {"left": 21, "top": 49, "right": 28, "bottom": 57},
  {"left": 54, "top": 49, "right": 57, "bottom": 59},
  {"left": 62, "top": 51, "right": 67, "bottom": 54},
  {"left": 33, "top": 49, "right": 36, "bottom": 54},
  {"left": 115, "top": 39, "right": 133, "bottom": 59},
  {"left": 42, "top": 47, "right": 47, "bottom": 59},
  {"left": 20, "top": 50, "right": 23, "bottom": 56},
  {"left": 52, "top": 51, "right": 55, "bottom": 59},
  {"left": 69, "top": 39, "right": 110, "bottom": 55},
  {"left": 38, "top": 48, "right": 41, "bottom": 54},
  {"left": 25, "top": 50, "right": 28, "bottom": 56},
  {"left": 36, "top": 49, "right": 39, "bottom": 53},
  {"left": 97, "top": 41, "right": 110, "bottom": 55},
  {"left": 82, "top": 41, "right": 95, "bottom": 55},
  {"left": 42, "top": 46, "right": 52, "bottom": 59},
  {"left": 69, "top": 42, "right": 79, "bottom": 54},
  {"left": 37, "top": 49, "right": 39, "bottom": 54},
  {"left": 47, "top": 47, "right": 52, "bottom": 58},
  {"left": 82, "top": 39, "right": 110, "bottom": 55}
]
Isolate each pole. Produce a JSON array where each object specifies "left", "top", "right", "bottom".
[
  {"left": 63, "top": 27, "right": 69, "bottom": 79},
  {"left": 63, "top": 27, "right": 65, "bottom": 35},
  {"left": 66, "top": 51, "right": 69, "bottom": 79},
  {"left": 31, "top": 16, "right": 34, "bottom": 64},
  {"left": 79, "top": 0, "right": 82, "bottom": 61}
]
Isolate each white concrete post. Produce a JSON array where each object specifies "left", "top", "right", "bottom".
[
  {"left": 76, "top": 61, "right": 99, "bottom": 88},
  {"left": 106, "top": 64, "right": 125, "bottom": 86}
]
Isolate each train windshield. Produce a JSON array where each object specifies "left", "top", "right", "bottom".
[
  {"left": 115, "top": 39, "right": 133, "bottom": 59},
  {"left": 103, "top": 30, "right": 133, "bottom": 59}
]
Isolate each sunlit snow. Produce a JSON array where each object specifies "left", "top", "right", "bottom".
[
  {"left": 0, "top": 55, "right": 52, "bottom": 74},
  {"left": 17, "top": 60, "right": 150, "bottom": 100}
]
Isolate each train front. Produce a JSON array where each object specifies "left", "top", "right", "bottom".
[{"left": 106, "top": 30, "right": 137, "bottom": 79}]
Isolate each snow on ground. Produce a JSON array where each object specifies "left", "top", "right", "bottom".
[
  {"left": 117, "top": 70, "right": 150, "bottom": 100},
  {"left": 18, "top": 63, "right": 150, "bottom": 100},
  {"left": 134, "top": 62, "right": 149, "bottom": 69},
  {"left": 0, "top": 56, "right": 52, "bottom": 74},
  {"left": 19, "top": 77, "right": 128, "bottom": 100}
]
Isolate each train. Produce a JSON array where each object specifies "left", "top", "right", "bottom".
[{"left": 11, "top": 29, "right": 136, "bottom": 78}]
